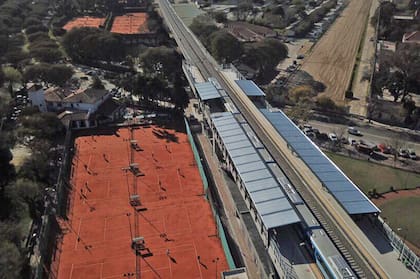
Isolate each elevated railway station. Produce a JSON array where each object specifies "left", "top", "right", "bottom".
[{"left": 158, "top": 0, "right": 419, "bottom": 277}]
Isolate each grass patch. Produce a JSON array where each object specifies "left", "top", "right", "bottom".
[
  {"left": 380, "top": 196, "right": 420, "bottom": 249},
  {"left": 349, "top": 5, "right": 370, "bottom": 92},
  {"left": 325, "top": 151, "right": 420, "bottom": 194}
]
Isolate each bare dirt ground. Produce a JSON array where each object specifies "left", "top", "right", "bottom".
[
  {"left": 302, "top": 0, "right": 372, "bottom": 105},
  {"left": 11, "top": 144, "right": 31, "bottom": 170}
]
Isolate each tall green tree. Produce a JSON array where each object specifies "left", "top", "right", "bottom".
[
  {"left": 139, "top": 46, "right": 181, "bottom": 82},
  {"left": 63, "top": 27, "right": 124, "bottom": 62},
  {"left": 0, "top": 240, "right": 23, "bottom": 278},
  {"left": 389, "top": 44, "right": 420, "bottom": 102},
  {"left": 210, "top": 30, "right": 243, "bottom": 63}
]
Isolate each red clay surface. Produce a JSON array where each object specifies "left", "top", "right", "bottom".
[
  {"left": 372, "top": 188, "right": 420, "bottom": 207},
  {"left": 54, "top": 126, "right": 228, "bottom": 278},
  {"left": 110, "top": 13, "right": 149, "bottom": 34},
  {"left": 63, "top": 17, "right": 106, "bottom": 31}
]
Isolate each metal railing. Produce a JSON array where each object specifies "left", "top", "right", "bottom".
[{"left": 376, "top": 216, "right": 420, "bottom": 276}]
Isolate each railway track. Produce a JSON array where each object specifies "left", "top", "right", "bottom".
[{"left": 157, "top": 1, "right": 388, "bottom": 278}]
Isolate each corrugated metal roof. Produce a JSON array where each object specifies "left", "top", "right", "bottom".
[
  {"left": 261, "top": 109, "right": 380, "bottom": 215},
  {"left": 194, "top": 82, "right": 221, "bottom": 101},
  {"left": 211, "top": 112, "right": 300, "bottom": 229},
  {"left": 235, "top": 80, "right": 266, "bottom": 97}
]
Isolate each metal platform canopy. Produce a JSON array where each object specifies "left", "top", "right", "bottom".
[
  {"left": 235, "top": 80, "right": 266, "bottom": 97},
  {"left": 260, "top": 109, "right": 380, "bottom": 215},
  {"left": 194, "top": 82, "right": 221, "bottom": 101},
  {"left": 211, "top": 112, "right": 300, "bottom": 229}
]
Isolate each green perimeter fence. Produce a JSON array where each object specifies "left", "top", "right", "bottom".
[
  {"left": 184, "top": 118, "right": 236, "bottom": 269},
  {"left": 33, "top": 128, "right": 74, "bottom": 279}
]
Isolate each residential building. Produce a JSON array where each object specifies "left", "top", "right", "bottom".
[
  {"left": 402, "top": 31, "right": 420, "bottom": 44},
  {"left": 28, "top": 85, "right": 125, "bottom": 129}
]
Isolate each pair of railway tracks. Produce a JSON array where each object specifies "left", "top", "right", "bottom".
[{"left": 157, "top": 1, "right": 388, "bottom": 278}]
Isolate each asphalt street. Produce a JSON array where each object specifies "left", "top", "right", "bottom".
[{"left": 308, "top": 120, "right": 420, "bottom": 154}]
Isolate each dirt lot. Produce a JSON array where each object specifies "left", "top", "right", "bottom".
[{"left": 302, "top": 0, "right": 372, "bottom": 105}]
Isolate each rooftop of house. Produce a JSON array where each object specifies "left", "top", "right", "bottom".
[
  {"left": 403, "top": 31, "right": 420, "bottom": 43},
  {"left": 44, "top": 87, "right": 109, "bottom": 104},
  {"left": 95, "top": 97, "right": 123, "bottom": 116}
]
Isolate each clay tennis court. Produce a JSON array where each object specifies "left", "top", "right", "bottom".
[
  {"left": 301, "top": 0, "right": 372, "bottom": 105},
  {"left": 54, "top": 126, "right": 228, "bottom": 278},
  {"left": 110, "top": 13, "right": 149, "bottom": 34},
  {"left": 63, "top": 17, "right": 106, "bottom": 31}
]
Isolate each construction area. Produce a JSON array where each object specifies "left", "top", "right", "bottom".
[
  {"left": 302, "top": 0, "right": 372, "bottom": 105},
  {"left": 63, "top": 16, "right": 106, "bottom": 31},
  {"left": 110, "top": 13, "right": 149, "bottom": 34},
  {"left": 52, "top": 126, "right": 229, "bottom": 278}
]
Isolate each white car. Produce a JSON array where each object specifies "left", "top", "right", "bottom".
[
  {"left": 328, "top": 133, "right": 338, "bottom": 141},
  {"left": 398, "top": 149, "right": 409, "bottom": 158},
  {"left": 408, "top": 149, "right": 417, "bottom": 160},
  {"left": 348, "top": 127, "right": 362, "bottom": 136}
]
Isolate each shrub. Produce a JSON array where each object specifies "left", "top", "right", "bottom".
[{"left": 345, "top": 90, "right": 354, "bottom": 99}]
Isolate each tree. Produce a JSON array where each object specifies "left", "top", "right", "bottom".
[
  {"left": 0, "top": 135, "right": 16, "bottom": 189},
  {"left": 5, "top": 179, "right": 42, "bottom": 219},
  {"left": 139, "top": 47, "right": 181, "bottom": 82},
  {"left": 63, "top": 27, "right": 124, "bottom": 62},
  {"left": 0, "top": 68, "right": 4, "bottom": 87},
  {"left": 389, "top": 44, "right": 420, "bottom": 102},
  {"left": 190, "top": 17, "right": 218, "bottom": 46},
  {"left": 171, "top": 76, "right": 189, "bottom": 110},
  {"left": 29, "top": 47, "right": 62, "bottom": 63},
  {"left": 316, "top": 96, "right": 337, "bottom": 111},
  {"left": 242, "top": 39, "right": 288, "bottom": 80},
  {"left": 24, "top": 64, "right": 74, "bottom": 86},
  {"left": 19, "top": 112, "right": 65, "bottom": 141},
  {"left": 210, "top": 30, "right": 243, "bottom": 63},
  {"left": 2, "top": 66, "right": 22, "bottom": 85},
  {"left": 213, "top": 12, "right": 227, "bottom": 23},
  {"left": 2, "top": 66, "right": 21, "bottom": 97},
  {"left": 91, "top": 76, "right": 105, "bottom": 89},
  {"left": 0, "top": 241, "right": 23, "bottom": 278},
  {"left": 289, "top": 85, "right": 314, "bottom": 104},
  {"left": 5, "top": 50, "right": 29, "bottom": 66}
]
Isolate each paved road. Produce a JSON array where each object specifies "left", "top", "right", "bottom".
[{"left": 308, "top": 120, "right": 420, "bottom": 154}]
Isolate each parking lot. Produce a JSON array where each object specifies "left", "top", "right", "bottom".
[{"left": 299, "top": 122, "right": 420, "bottom": 172}]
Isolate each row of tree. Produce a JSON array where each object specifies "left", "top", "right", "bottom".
[
  {"left": 119, "top": 46, "right": 189, "bottom": 111},
  {"left": 190, "top": 16, "right": 288, "bottom": 81},
  {"left": 294, "top": 0, "right": 337, "bottom": 37},
  {"left": 0, "top": 108, "right": 65, "bottom": 277},
  {"left": 62, "top": 27, "right": 125, "bottom": 63}
]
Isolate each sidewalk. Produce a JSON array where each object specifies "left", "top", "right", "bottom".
[{"left": 349, "top": 0, "right": 379, "bottom": 116}]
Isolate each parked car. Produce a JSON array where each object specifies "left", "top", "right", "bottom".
[
  {"left": 398, "top": 149, "right": 409, "bottom": 158},
  {"left": 303, "top": 127, "right": 312, "bottom": 135},
  {"left": 348, "top": 127, "right": 362, "bottom": 136},
  {"left": 377, "top": 143, "right": 392, "bottom": 154},
  {"left": 348, "top": 138, "right": 357, "bottom": 145},
  {"left": 328, "top": 133, "right": 338, "bottom": 141},
  {"left": 408, "top": 149, "right": 417, "bottom": 160}
]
